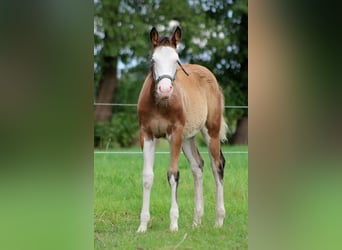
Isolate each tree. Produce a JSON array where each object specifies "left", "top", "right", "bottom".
[{"left": 94, "top": 0, "right": 154, "bottom": 122}]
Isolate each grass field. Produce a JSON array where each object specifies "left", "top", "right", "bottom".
[{"left": 94, "top": 144, "right": 248, "bottom": 249}]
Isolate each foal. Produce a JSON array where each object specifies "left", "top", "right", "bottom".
[{"left": 137, "top": 26, "right": 228, "bottom": 232}]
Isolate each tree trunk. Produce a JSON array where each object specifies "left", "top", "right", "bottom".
[
  {"left": 231, "top": 116, "right": 248, "bottom": 145},
  {"left": 94, "top": 56, "right": 117, "bottom": 122}
]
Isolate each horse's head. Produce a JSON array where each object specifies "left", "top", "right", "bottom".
[{"left": 150, "top": 26, "right": 182, "bottom": 100}]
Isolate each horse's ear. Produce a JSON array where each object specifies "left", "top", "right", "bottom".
[
  {"left": 150, "top": 27, "right": 159, "bottom": 46},
  {"left": 171, "top": 26, "right": 182, "bottom": 46}
]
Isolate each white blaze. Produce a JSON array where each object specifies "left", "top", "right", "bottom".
[
  {"left": 152, "top": 46, "right": 179, "bottom": 80},
  {"left": 152, "top": 46, "right": 179, "bottom": 98}
]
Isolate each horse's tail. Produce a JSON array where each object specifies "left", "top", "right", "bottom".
[
  {"left": 220, "top": 93, "right": 228, "bottom": 143},
  {"left": 220, "top": 116, "right": 228, "bottom": 143}
]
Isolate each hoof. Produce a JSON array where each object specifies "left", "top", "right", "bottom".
[
  {"left": 170, "top": 223, "right": 178, "bottom": 232},
  {"left": 192, "top": 220, "right": 202, "bottom": 228},
  {"left": 214, "top": 219, "right": 224, "bottom": 228},
  {"left": 137, "top": 224, "right": 147, "bottom": 233}
]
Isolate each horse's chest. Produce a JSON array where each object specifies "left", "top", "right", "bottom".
[{"left": 149, "top": 117, "right": 173, "bottom": 138}]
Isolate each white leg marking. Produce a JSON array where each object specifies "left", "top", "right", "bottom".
[
  {"left": 137, "top": 139, "right": 155, "bottom": 233},
  {"left": 169, "top": 175, "right": 179, "bottom": 232},
  {"left": 182, "top": 139, "right": 203, "bottom": 227},
  {"left": 215, "top": 180, "right": 225, "bottom": 227},
  {"left": 209, "top": 151, "right": 225, "bottom": 228}
]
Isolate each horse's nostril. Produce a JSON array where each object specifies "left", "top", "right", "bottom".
[{"left": 159, "top": 84, "right": 173, "bottom": 93}]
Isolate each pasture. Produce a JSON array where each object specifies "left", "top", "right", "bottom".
[{"left": 94, "top": 144, "right": 248, "bottom": 249}]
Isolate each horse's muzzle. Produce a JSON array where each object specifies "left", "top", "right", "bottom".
[{"left": 157, "top": 78, "right": 173, "bottom": 98}]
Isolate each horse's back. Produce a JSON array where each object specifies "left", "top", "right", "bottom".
[{"left": 177, "top": 64, "right": 223, "bottom": 101}]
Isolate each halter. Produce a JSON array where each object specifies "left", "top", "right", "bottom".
[
  {"left": 150, "top": 59, "right": 189, "bottom": 86},
  {"left": 177, "top": 60, "right": 189, "bottom": 76}
]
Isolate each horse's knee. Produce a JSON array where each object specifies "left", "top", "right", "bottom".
[
  {"left": 167, "top": 170, "right": 180, "bottom": 187},
  {"left": 190, "top": 156, "right": 204, "bottom": 178},
  {"left": 143, "top": 174, "right": 154, "bottom": 189},
  {"left": 196, "top": 148, "right": 204, "bottom": 171},
  {"left": 191, "top": 165, "right": 203, "bottom": 180}
]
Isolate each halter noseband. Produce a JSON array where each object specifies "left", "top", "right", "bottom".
[
  {"left": 155, "top": 74, "right": 175, "bottom": 84},
  {"left": 150, "top": 59, "right": 189, "bottom": 86}
]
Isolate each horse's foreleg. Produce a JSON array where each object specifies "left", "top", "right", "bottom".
[
  {"left": 137, "top": 138, "right": 156, "bottom": 233},
  {"left": 167, "top": 127, "right": 183, "bottom": 232},
  {"left": 167, "top": 170, "right": 179, "bottom": 232},
  {"left": 182, "top": 138, "right": 204, "bottom": 227}
]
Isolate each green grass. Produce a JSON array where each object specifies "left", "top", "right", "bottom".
[{"left": 94, "top": 145, "right": 248, "bottom": 249}]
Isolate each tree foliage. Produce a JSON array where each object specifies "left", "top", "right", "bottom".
[{"left": 94, "top": 0, "right": 248, "bottom": 147}]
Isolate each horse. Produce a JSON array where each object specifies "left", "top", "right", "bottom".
[{"left": 137, "top": 26, "right": 228, "bottom": 232}]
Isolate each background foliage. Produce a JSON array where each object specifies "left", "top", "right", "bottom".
[{"left": 94, "top": 0, "right": 248, "bottom": 148}]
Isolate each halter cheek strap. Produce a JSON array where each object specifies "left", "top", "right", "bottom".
[{"left": 177, "top": 60, "right": 189, "bottom": 76}]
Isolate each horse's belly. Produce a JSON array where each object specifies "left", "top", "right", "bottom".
[{"left": 183, "top": 109, "right": 207, "bottom": 138}]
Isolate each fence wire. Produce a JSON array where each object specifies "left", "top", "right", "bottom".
[
  {"left": 93, "top": 103, "right": 248, "bottom": 155},
  {"left": 93, "top": 103, "right": 248, "bottom": 109},
  {"left": 94, "top": 151, "right": 248, "bottom": 155}
]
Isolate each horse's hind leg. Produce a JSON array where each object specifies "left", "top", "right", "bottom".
[
  {"left": 210, "top": 136, "right": 226, "bottom": 227},
  {"left": 182, "top": 138, "right": 204, "bottom": 227},
  {"left": 202, "top": 128, "right": 226, "bottom": 227}
]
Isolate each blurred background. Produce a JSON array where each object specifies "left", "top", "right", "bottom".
[{"left": 93, "top": 0, "right": 248, "bottom": 149}]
